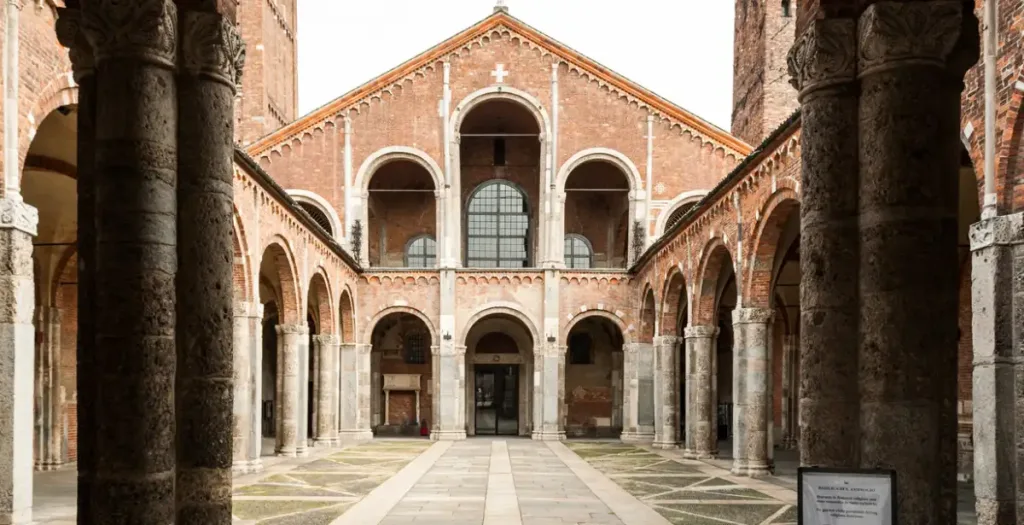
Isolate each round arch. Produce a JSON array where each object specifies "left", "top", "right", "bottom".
[
  {"left": 338, "top": 285, "right": 356, "bottom": 343},
  {"left": 459, "top": 303, "right": 540, "bottom": 348},
  {"left": 692, "top": 237, "right": 736, "bottom": 326},
  {"left": 655, "top": 190, "right": 709, "bottom": 238},
  {"left": 562, "top": 309, "right": 632, "bottom": 345},
  {"left": 638, "top": 284, "right": 657, "bottom": 343},
  {"left": 451, "top": 85, "right": 551, "bottom": 138},
  {"left": 555, "top": 148, "right": 643, "bottom": 195},
  {"left": 353, "top": 146, "right": 444, "bottom": 194},
  {"left": 258, "top": 236, "right": 302, "bottom": 325},
  {"left": 232, "top": 206, "right": 253, "bottom": 303},
  {"left": 287, "top": 190, "right": 343, "bottom": 240},
  {"left": 363, "top": 306, "right": 438, "bottom": 346},
  {"left": 660, "top": 268, "right": 689, "bottom": 336},
  {"left": 743, "top": 189, "right": 800, "bottom": 307},
  {"left": 307, "top": 268, "right": 336, "bottom": 335}
]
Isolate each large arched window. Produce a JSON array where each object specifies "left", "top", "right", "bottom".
[
  {"left": 466, "top": 181, "right": 530, "bottom": 268},
  {"left": 563, "top": 234, "right": 593, "bottom": 269},
  {"left": 405, "top": 235, "right": 437, "bottom": 268}
]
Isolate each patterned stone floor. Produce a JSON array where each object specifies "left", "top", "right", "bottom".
[
  {"left": 564, "top": 442, "right": 797, "bottom": 525},
  {"left": 231, "top": 440, "right": 433, "bottom": 524}
]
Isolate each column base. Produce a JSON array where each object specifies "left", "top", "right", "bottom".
[
  {"left": 313, "top": 437, "right": 336, "bottom": 447},
  {"left": 651, "top": 440, "right": 679, "bottom": 450},
  {"left": 732, "top": 461, "right": 773, "bottom": 477},
  {"left": 684, "top": 449, "right": 718, "bottom": 460},
  {"left": 296, "top": 445, "right": 310, "bottom": 457},
  {"left": 232, "top": 459, "right": 264, "bottom": 475},
  {"left": 275, "top": 447, "right": 298, "bottom": 457},
  {"left": 531, "top": 430, "right": 566, "bottom": 442},
  {"left": 33, "top": 460, "right": 64, "bottom": 472},
  {"left": 620, "top": 432, "right": 655, "bottom": 444},
  {"left": 431, "top": 429, "right": 467, "bottom": 441},
  {"left": 338, "top": 429, "right": 374, "bottom": 442}
]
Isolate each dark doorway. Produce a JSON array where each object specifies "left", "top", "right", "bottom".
[{"left": 474, "top": 364, "right": 519, "bottom": 436}]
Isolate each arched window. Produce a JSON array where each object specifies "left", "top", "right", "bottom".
[
  {"left": 466, "top": 181, "right": 530, "bottom": 268},
  {"left": 564, "top": 234, "right": 593, "bottom": 269},
  {"left": 297, "top": 202, "right": 334, "bottom": 237},
  {"left": 405, "top": 235, "right": 437, "bottom": 268}
]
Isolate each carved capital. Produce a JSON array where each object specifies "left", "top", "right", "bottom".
[
  {"left": 55, "top": 7, "right": 95, "bottom": 81},
  {"left": 683, "top": 325, "right": 718, "bottom": 339},
  {"left": 857, "top": 1, "right": 969, "bottom": 78},
  {"left": 313, "top": 334, "right": 341, "bottom": 346},
  {"left": 81, "top": 0, "right": 177, "bottom": 69},
  {"left": 275, "top": 324, "right": 308, "bottom": 336},
  {"left": 787, "top": 18, "right": 856, "bottom": 98},
  {"left": 0, "top": 198, "right": 39, "bottom": 236},
  {"left": 732, "top": 307, "right": 774, "bottom": 325},
  {"left": 654, "top": 335, "right": 683, "bottom": 347},
  {"left": 181, "top": 11, "right": 246, "bottom": 91}
]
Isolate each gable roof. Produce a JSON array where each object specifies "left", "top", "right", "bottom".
[{"left": 247, "top": 9, "right": 752, "bottom": 158}]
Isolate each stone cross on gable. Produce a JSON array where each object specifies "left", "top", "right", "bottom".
[{"left": 491, "top": 63, "right": 509, "bottom": 83}]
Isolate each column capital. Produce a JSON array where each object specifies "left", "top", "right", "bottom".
[
  {"left": 653, "top": 335, "right": 683, "bottom": 346},
  {"left": 684, "top": 325, "right": 719, "bottom": 339},
  {"left": 55, "top": 7, "right": 96, "bottom": 81},
  {"left": 233, "top": 300, "right": 259, "bottom": 318},
  {"left": 275, "top": 324, "right": 308, "bottom": 336},
  {"left": 622, "top": 342, "right": 653, "bottom": 354},
  {"left": 732, "top": 307, "right": 774, "bottom": 325},
  {"left": 857, "top": 1, "right": 977, "bottom": 79},
  {"left": 312, "top": 334, "right": 341, "bottom": 345},
  {"left": 82, "top": 0, "right": 178, "bottom": 69},
  {"left": 969, "top": 212, "right": 1024, "bottom": 251},
  {"left": 0, "top": 198, "right": 38, "bottom": 236},
  {"left": 787, "top": 18, "right": 856, "bottom": 99},
  {"left": 180, "top": 10, "right": 246, "bottom": 91}
]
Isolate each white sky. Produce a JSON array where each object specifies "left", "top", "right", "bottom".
[{"left": 296, "top": 0, "right": 735, "bottom": 132}]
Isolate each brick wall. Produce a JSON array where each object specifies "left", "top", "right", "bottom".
[{"left": 237, "top": 0, "right": 298, "bottom": 145}]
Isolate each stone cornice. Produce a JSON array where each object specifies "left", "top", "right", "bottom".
[
  {"left": 787, "top": 18, "right": 856, "bottom": 99},
  {"left": 857, "top": 1, "right": 965, "bottom": 78},
  {"left": 181, "top": 11, "right": 246, "bottom": 91},
  {"left": 81, "top": 0, "right": 177, "bottom": 69}
]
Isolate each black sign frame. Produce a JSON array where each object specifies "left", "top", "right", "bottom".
[{"left": 797, "top": 466, "right": 898, "bottom": 525}]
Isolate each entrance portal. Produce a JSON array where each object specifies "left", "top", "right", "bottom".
[{"left": 474, "top": 364, "right": 519, "bottom": 436}]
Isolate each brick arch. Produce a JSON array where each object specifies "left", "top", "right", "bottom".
[
  {"left": 307, "top": 269, "right": 335, "bottom": 336},
  {"left": 232, "top": 206, "right": 252, "bottom": 302},
  {"left": 693, "top": 237, "right": 736, "bottom": 326},
  {"left": 338, "top": 286, "right": 355, "bottom": 343},
  {"left": 563, "top": 309, "right": 633, "bottom": 345},
  {"left": 258, "top": 237, "right": 301, "bottom": 325},
  {"left": 1002, "top": 74, "right": 1024, "bottom": 213},
  {"left": 353, "top": 146, "right": 444, "bottom": 193},
  {"left": 287, "top": 189, "right": 343, "bottom": 240},
  {"left": 460, "top": 303, "right": 540, "bottom": 348},
  {"left": 451, "top": 85, "right": 551, "bottom": 138},
  {"left": 363, "top": 306, "right": 437, "bottom": 346},
  {"left": 555, "top": 148, "right": 643, "bottom": 194},
  {"left": 49, "top": 244, "right": 78, "bottom": 307},
  {"left": 744, "top": 188, "right": 800, "bottom": 308},
  {"left": 655, "top": 190, "right": 709, "bottom": 238},
  {"left": 660, "top": 268, "right": 688, "bottom": 336},
  {"left": 638, "top": 286, "right": 656, "bottom": 344}
]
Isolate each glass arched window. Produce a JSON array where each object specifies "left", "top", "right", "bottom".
[
  {"left": 405, "top": 235, "right": 437, "bottom": 268},
  {"left": 564, "top": 234, "right": 593, "bottom": 269},
  {"left": 466, "top": 181, "right": 529, "bottom": 268}
]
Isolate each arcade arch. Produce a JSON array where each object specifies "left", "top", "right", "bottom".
[
  {"left": 368, "top": 310, "right": 435, "bottom": 436},
  {"left": 562, "top": 159, "right": 632, "bottom": 268},
  {"left": 463, "top": 311, "right": 536, "bottom": 437},
  {"left": 564, "top": 315, "right": 626, "bottom": 438},
  {"left": 362, "top": 155, "right": 440, "bottom": 268}
]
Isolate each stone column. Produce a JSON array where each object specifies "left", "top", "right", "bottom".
[
  {"left": 857, "top": 3, "right": 977, "bottom": 523},
  {"left": 652, "top": 335, "right": 682, "bottom": 449},
  {"left": 0, "top": 198, "right": 38, "bottom": 525},
  {"left": 621, "top": 342, "right": 655, "bottom": 443},
  {"left": 297, "top": 331, "right": 311, "bottom": 456},
  {"left": 970, "top": 212, "right": 1024, "bottom": 524},
  {"left": 683, "top": 326, "right": 717, "bottom": 459},
  {"left": 276, "top": 324, "right": 304, "bottom": 456},
  {"left": 55, "top": 10, "right": 96, "bottom": 522},
  {"left": 779, "top": 334, "right": 798, "bottom": 450},
  {"left": 433, "top": 343, "right": 467, "bottom": 440},
  {"left": 339, "top": 343, "right": 373, "bottom": 440},
  {"left": 787, "top": 16, "right": 861, "bottom": 469},
  {"left": 731, "top": 308, "right": 773, "bottom": 477},
  {"left": 34, "top": 306, "right": 62, "bottom": 471},
  {"left": 531, "top": 343, "right": 565, "bottom": 441},
  {"left": 82, "top": 1, "right": 179, "bottom": 521},
  {"left": 232, "top": 302, "right": 261, "bottom": 473},
  {"left": 248, "top": 304, "right": 264, "bottom": 469},
  {"left": 314, "top": 334, "right": 339, "bottom": 446}
]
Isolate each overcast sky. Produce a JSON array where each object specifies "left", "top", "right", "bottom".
[{"left": 296, "top": 0, "right": 735, "bottom": 132}]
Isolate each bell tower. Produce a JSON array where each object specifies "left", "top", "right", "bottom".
[
  {"left": 237, "top": 0, "right": 300, "bottom": 145},
  {"left": 731, "top": 0, "right": 799, "bottom": 146}
]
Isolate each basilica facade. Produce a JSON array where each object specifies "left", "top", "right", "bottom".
[{"left": 2, "top": 0, "right": 1023, "bottom": 523}]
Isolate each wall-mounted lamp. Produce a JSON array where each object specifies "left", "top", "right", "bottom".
[
  {"left": 547, "top": 335, "right": 556, "bottom": 343},
  {"left": 443, "top": 332, "right": 452, "bottom": 341}
]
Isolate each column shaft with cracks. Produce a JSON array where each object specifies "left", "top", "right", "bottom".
[
  {"left": 683, "top": 326, "right": 718, "bottom": 459},
  {"left": 652, "top": 335, "right": 682, "bottom": 449}
]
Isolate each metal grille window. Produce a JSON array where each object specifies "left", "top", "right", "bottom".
[
  {"left": 466, "top": 181, "right": 529, "bottom": 268},
  {"left": 405, "top": 235, "right": 436, "bottom": 268},
  {"left": 404, "top": 332, "right": 426, "bottom": 364},
  {"left": 563, "top": 234, "right": 593, "bottom": 269},
  {"left": 298, "top": 202, "right": 333, "bottom": 236}
]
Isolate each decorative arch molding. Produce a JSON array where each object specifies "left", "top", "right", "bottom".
[
  {"left": 555, "top": 147, "right": 643, "bottom": 195},
  {"left": 287, "top": 189, "right": 343, "bottom": 241},
  {"left": 655, "top": 190, "right": 709, "bottom": 238},
  {"left": 306, "top": 267, "right": 337, "bottom": 335},
  {"left": 562, "top": 309, "right": 633, "bottom": 346},
  {"left": 353, "top": 146, "right": 444, "bottom": 193},
  {"left": 258, "top": 235, "right": 302, "bottom": 325},
  {"left": 743, "top": 188, "right": 800, "bottom": 306},
  {"left": 459, "top": 302, "right": 541, "bottom": 349},
  {"left": 451, "top": 85, "right": 551, "bottom": 138},
  {"left": 363, "top": 305, "right": 438, "bottom": 346}
]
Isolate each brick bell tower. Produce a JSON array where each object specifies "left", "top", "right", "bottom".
[
  {"left": 237, "top": 0, "right": 300, "bottom": 145},
  {"left": 730, "top": 0, "right": 799, "bottom": 146}
]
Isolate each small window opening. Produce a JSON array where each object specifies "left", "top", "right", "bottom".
[
  {"left": 781, "top": 0, "right": 791, "bottom": 17},
  {"left": 404, "top": 331, "right": 426, "bottom": 364},
  {"left": 493, "top": 138, "right": 507, "bottom": 166}
]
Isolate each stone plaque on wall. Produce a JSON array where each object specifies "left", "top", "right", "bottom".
[
  {"left": 473, "top": 353, "right": 523, "bottom": 365},
  {"left": 383, "top": 374, "right": 421, "bottom": 391}
]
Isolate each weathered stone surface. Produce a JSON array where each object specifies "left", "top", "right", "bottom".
[
  {"left": 683, "top": 326, "right": 717, "bottom": 459},
  {"left": 276, "top": 325, "right": 306, "bottom": 456}
]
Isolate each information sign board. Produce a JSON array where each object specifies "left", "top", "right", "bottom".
[{"left": 797, "top": 467, "right": 896, "bottom": 525}]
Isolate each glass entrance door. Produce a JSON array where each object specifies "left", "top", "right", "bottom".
[{"left": 474, "top": 364, "right": 519, "bottom": 435}]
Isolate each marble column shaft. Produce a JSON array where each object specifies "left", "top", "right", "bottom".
[
  {"left": 82, "top": 1, "right": 179, "bottom": 521},
  {"left": 857, "top": 3, "right": 977, "bottom": 523},
  {"left": 55, "top": 8, "right": 96, "bottom": 524},
  {"left": 787, "top": 16, "right": 861, "bottom": 469},
  {"left": 684, "top": 326, "right": 718, "bottom": 459},
  {"left": 779, "top": 334, "right": 798, "bottom": 449},
  {"left": 34, "top": 306, "right": 62, "bottom": 471},
  {"left": 433, "top": 344, "right": 467, "bottom": 440},
  {"left": 296, "top": 332, "right": 311, "bottom": 456},
  {"left": 731, "top": 308, "right": 773, "bottom": 477},
  {"left": 531, "top": 343, "right": 565, "bottom": 441},
  {"left": 232, "top": 302, "right": 260, "bottom": 473},
  {"left": 970, "top": 213, "right": 1024, "bottom": 525},
  {"left": 276, "top": 324, "right": 305, "bottom": 456},
  {"left": 314, "top": 334, "right": 340, "bottom": 445},
  {"left": 176, "top": 9, "right": 244, "bottom": 522},
  {"left": 339, "top": 343, "right": 373, "bottom": 440},
  {"left": 621, "top": 342, "right": 655, "bottom": 442},
  {"left": 652, "top": 335, "right": 682, "bottom": 449}
]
